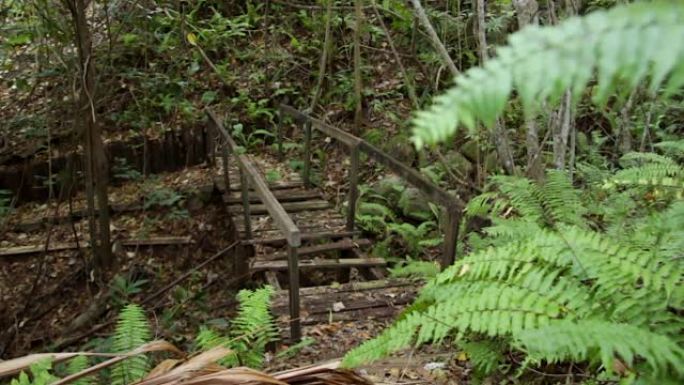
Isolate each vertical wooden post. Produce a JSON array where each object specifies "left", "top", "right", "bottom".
[
  {"left": 276, "top": 107, "right": 284, "bottom": 161},
  {"left": 303, "top": 121, "right": 312, "bottom": 188},
  {"left": 442, "top": 206, "right": 460, "bottom": 268},
  {"left": 287, "top": 245, "right": 301, "bottom": 342},
  {"left": 347, "top": 144, "right": 360, "bottom": 232},
  {"left": 240, "top": 167, "right": 252, "bottom": 239},
  {"left": 221, "top": 140, "right": 231, "bottom": 192}
]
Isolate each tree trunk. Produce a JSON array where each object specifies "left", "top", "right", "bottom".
[
  {"left": 513, "top": 0, "right": 543, "bottom": 180},
  {"left": 409, "top": 0, "right": 459, "bottom": 78},
  {"left": 475, "top": 0, "right": 517, "bottom": 174},
  {"left": 353, "top": 0, "right": 363, "bottom": 133},
  {"left": 67, "top": 0, "right": 113, "bottom": 272}
]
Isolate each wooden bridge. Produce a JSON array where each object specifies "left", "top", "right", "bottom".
[{"left": 206, "top": 105, "right": 463, "bottom": 342}]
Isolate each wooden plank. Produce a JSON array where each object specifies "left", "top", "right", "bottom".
[
  {"left": 207, "top": 109, "right": 301, "bottom": 247},
  {"left": 0, "top": 236, "right": 194, "bottom": 257},
  {"left": 223, "top": 190, "right": 321, "bottom": 204},
  {"left": 242, "top": 230, "right": 359, "bottom": 246},
  {"left": 273, "top": 294, "right": 415, "bottom": 316},
  {"left": 215, "top": 179, "right": 304, "bottom": 193},
  {"left": 273, "top": 279, "right": 415, "bottom": 300},
  {"left": 261, "top": 238, "right": 371, "bottom": 260},
  {"left": 251, "top": 257, "right": 386, "bottom": 271},
  {"left": 226, "top": 200, "right": 331, "bottom": 215}
]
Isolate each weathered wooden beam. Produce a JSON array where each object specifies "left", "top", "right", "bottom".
[
  {"left": 223, "top": 190, "right": 321, "bottom": 204},
  {"left": 279, "top": 104, "right": 361, "bottom": 148},
  {"left": 226, "top": 200, "right": 331, "bottom": 215},
  {"left": 214, "top": 180, "right": 304, "bottom": 193},
  {"left": 261, "top": 238, "right": 371, "bottom": 260},
  {"left": 287, "top": 245, "right": 301, "bottom": 342},
  {"left": 347, "top": 144, "right": 360, "bottom": 231},
  {"left": 0, "top": 236, "right": 194, "bottom": 257},
  {"left": 242, "top": 230, "right": 359, "bottom": 246},
  {"left": 273, "top": 278, "right": 414, "bottom": 298},
  {"left": 207, "top": 109, "right": 301, "bottom": 247},
  {"left": 251, "top": 257, "right": 386, "bottom": 271}
]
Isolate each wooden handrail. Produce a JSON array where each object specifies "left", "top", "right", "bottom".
[
  {"left": 207, "top": 110, "right": 301, "bottom": 247},
  {"left": 278, "top": 104, "right": 463, "bottom": 267}
]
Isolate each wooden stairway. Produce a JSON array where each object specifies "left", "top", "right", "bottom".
[{"left": 206, "top": 106, "right": 463, "bottom": 342}]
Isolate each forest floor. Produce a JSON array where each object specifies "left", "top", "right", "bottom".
[{"left": 0, "top": 147, "right": 468, "bottom": 384}]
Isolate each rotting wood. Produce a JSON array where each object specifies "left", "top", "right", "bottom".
[
  {"left": 287, "top": 245, "right": 301, "bottom": 342},
  {"left": 274, "top": 278, "right": 415, "bottom": 298},
  {"left": 273, "top": 293, "right": 415, "bottom": 316},
  {"left": 207, "top": 109, "right": 301, "bottom": 247},
  {"left": 0, "top": 236, "right": 194, "bottom": 258},
  {"left": 223, "top": 189, "right": 321, "bottom": 204},
  {"left": 226, "top": 200, "right": 331, "bottom": 215},
  {"left": 259, "top": 238, "right": 372, "bottom": 261},
  {"left": 242, "top": 230, "right": 359, "bottom": 246},
  {"left": 251, "top": 257, "right": 386, "bottom": 271}
]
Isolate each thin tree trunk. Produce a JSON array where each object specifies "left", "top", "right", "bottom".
[
  {"left": 409, "top": 0, "right": 459, "bottom": 77},
  {"left": 309, "top": 0, "right": 333, "bottom": 113},
  {"left": 353, "top": 0, "right": 364, "bottom": 133},
  {"left": 513, "top": 0, "right": 543, "bottom": 179},
  {"left": 67, "top": 0, "right": 112, "bottom": 272},
  {"left": 553, "top": 90, "right": 572, "bottom": 169},
  {"left": 475, "top": 0, "right": 516, "bottom": 174}
]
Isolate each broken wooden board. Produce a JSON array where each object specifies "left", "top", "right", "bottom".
[
  {"left": 259, "top": 238, "right": 372, "bottom": 261},
  {"left": 226, "top": 200, "right": 331, "bottom": 215},
  {"left": 272, "top": 279, "right": 418, "bottom": 325},
  {"left": 0, "top": 236, "right": 194, "bottom": 257},
  {"left": 242, "top": 230, "right": 359, "bottom": 246},
  {"left": 251, "top": 257, "right": 386, "bottom": 271},
  {"left": 223, "top": 189, "right": 321, "bottom": 204}
]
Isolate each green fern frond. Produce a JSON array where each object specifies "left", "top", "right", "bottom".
[
  {"left": 620, "top": 151, "right": 677, "bottom": 167},
  {"left": 490, "top": 175, "right": 544, "bottom": 221},
  {"left": 111, "top": 303, "right": 152, "bottom": 385},
  {"left": 390, "top": 260, "right": 440, "bottom": 279},
  {"left": 195, "top": 286, "right": 277, "bottom": 369},
  {"left": 66, "top": 356, "right": 93, "bottom": 385},
  {"left": 229, "top": 286, "right": 278, "bottom": 368},
  {"left": 461, "top": 340, "right": 505, "bottom": 378},
  {"left": 411, "top": 2, "right": 684, "bottom": 148},
  {"left": 539, "top": 170, "right": 586, "bottom": 227},
  {"left": 603, "top": 162, "right": 683, "bottom": 190},
  {"left": 515, "top": 320, "right": 684, "bottom": 377},
  {"left": 655, "top": 139, "right": 684, "bottom": 156}
]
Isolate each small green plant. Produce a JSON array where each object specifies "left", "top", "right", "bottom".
[
  {"left": 112, "top": 157, "right": 142, "bottom": 181},
  {"left": 0, "top": 189, "right": 13, "bottom": 218},
  {"left": 143, "top": 185, "right": 184, "bottom": 210},
  {"left": 111, "top": 304, "right": 152, "bottom": 385},
  {"left": 109, "top": 275, "right": 148, "bottom": 307},
  {"left": 195, "top": 286, "right": 278, "bottom": 368},
  {"left": 10, "top": 359, "right": 57, "bottom": 385}
]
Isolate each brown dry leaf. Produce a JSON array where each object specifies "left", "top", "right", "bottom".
[
  {"left": 182, "top": 367, "right": 287, "bottom": 385},
  {"left": 52, "top": 340, "right": 184, "bottom": 385},
  {"left": 0, "top": 353, "right": 82, "bottom": 378},
  {"left": 145, "top": 359, "right": 182, "bottom": 380},
  {"left": 133, "top": 346, "right": 234, "bottom": 385}
]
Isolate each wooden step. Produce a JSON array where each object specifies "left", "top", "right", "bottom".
[
  {"left": 261, "top": 238, "right": 372, "bottom": 260},
  {"left": 227, "top": 200, "right": 331, "bottom": 215},
  {"left": 271, "top": 279, "right": 416, "bottom": 326},
  {"left": 250, "top": 257, "right": 386, "bottom": 271},
  {"left": 215, "top": 179, "right": 303, "bottom": 193},
  {"left": 223, "top": 189, "right": 321, "bottom": 204},
  {"left": 242, "top": 230, "right": 360, "bottom": 246}
]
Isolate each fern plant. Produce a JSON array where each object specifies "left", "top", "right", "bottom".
[
  {"left": 111, "top": 303, "right": 152, "bottom": 385},
  {"left": 195, "top": 286, "right": 277, "bottom": 369},
  {"left": 343, "top": 164, "right": 684, "bottom": 382},
  {"left": 410, "top": 2, "right": 684, "bottom": 148}
]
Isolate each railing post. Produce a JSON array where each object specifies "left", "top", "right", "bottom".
[
  {"left": 347, "top": 144, "right": 360, "bottom": 232},
  {"left": 303, "top": 121, "right": 312, "bottom": 188},
  {"left": 276, "top": 106, "right": 284, "bottom": 161},
  {"left": 287, "top": 245, "right": 301, "bottom": 342},
  {"left": 240, "top": 167, "right": 252, "bottom": 239},
  {"left": 442, "top": 206, "right": 460, "bottom": 268}
]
